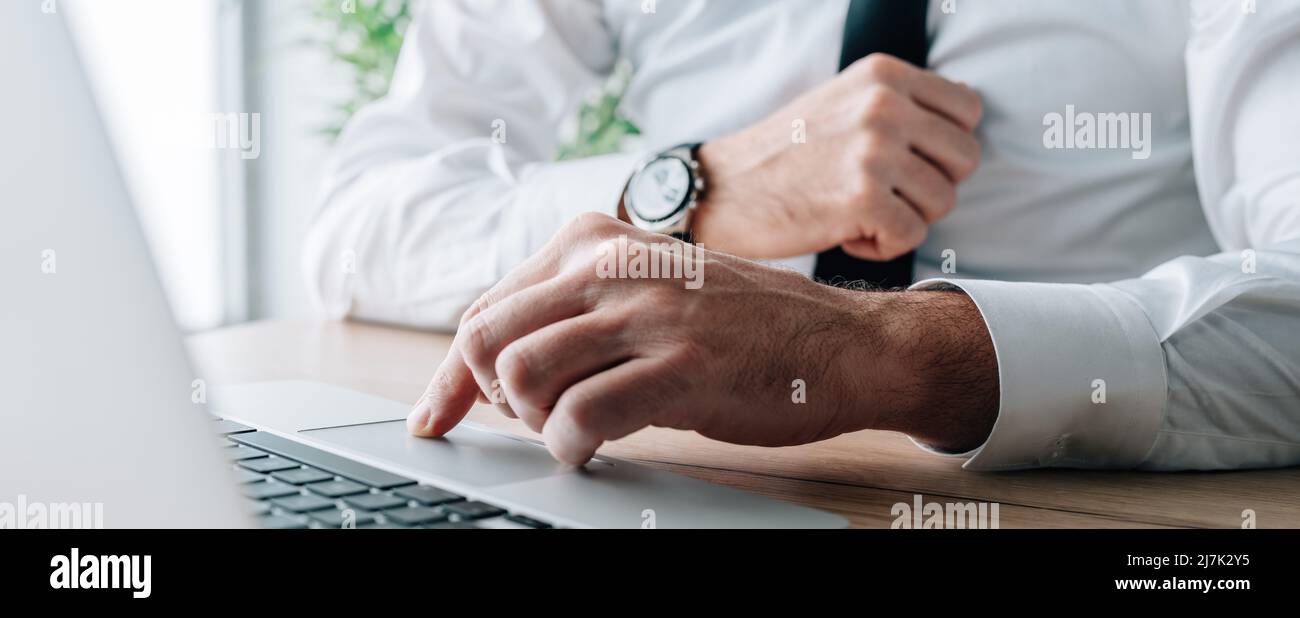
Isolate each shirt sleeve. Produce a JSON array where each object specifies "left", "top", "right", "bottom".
[
  {"left": 910, "top": 0, "right": 1300, "bottom": 471},
  {"left": 301, "top": 0, "right": 641, "bottom": 331}
]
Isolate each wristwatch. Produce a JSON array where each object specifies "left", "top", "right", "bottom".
[{"left": 623, "top": 143, "right": 706, "bottom": 241}]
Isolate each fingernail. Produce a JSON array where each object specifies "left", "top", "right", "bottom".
[{"left": 407, "top": 397, "right": 433, "bottom": 435}]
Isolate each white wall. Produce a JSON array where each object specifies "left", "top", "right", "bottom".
[{"left": 241, "top": 0, "right": 352, "bottom": 321}]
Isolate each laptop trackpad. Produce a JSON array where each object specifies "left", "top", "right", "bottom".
[{"left": 301, "top": 420, "right": 574, "bottom": 488}]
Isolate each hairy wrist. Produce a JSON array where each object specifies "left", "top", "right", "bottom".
[
  {"left": 837, "top": 289, "right": 999, "bottom": 451},
  {"left": 691, "top": 137, "right": 776, "bottom": 254}
]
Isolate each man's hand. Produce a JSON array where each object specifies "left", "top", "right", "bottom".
[
  {"left": 408, "top": 214, "right": 999, "bottom": 464},
  {"left": 691, "top": 53, "right": 983, "bottom": 261}
]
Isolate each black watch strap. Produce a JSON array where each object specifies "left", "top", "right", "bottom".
[{"left": 676, "top": 143, "right": 704, "bottom": 244}]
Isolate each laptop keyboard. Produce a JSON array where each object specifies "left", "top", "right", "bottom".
[{"left": 215, "top": 419, "right": 552, "bottom": 530}]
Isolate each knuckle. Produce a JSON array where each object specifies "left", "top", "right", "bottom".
[
  {"left": 563, "top": 391, "right": 599, "bottom": 432},
  {"left": 457, "top": 305, "right": 477, "bottom": 328},
  {"left": 878, "top": 214, "right": 927, "bottom": 259},
  {"left": 609, "top": 233, "right": 637, "bottom": 254},
  {"left": 850, "top": 166, "right": 887, "bottom": 201},
  {"left": 846, "top": 133, "right": 874, "bottom": 163},
  {"left": 967, "top": 91, "right": 985, "bottom": 124},
  {"left": 860, "top": 139, "right": 895, "bottom": 171},
  {"left": 859, "top": 131, "right": 898, "bottom": 166},
  {"left": 950, "top": 134, "right": 981, "bottom": 181},
  {"left": 840, "top": 177, "right": 869, "bottom": 207},
  {"left": 458, "top": 294, "right": 488, "bottom": 326},
  {"left": 936, "top": 184, "right": 958, "bottom": 217},
  {"left": 839, "top": 175, "right": 873, "bottom": 211},
  {"left": 955, "top": 154, "right": 978, "bottom": 181},
  {"left": 570, "top": 211, "right": 619, "bottom": 237},
  {"left": 964, "top": 139, "right": 983, "bottom": 176},
  {"left": 860, "top": 85, "right": 903, "bottom": 124},
  {"left": 460, "top": 315, "right": 496, "bottom": 366},
  {"left": 588, "top": 234, "right": 635, "bottom": 273},
  {"left": 896, "top": 222, "right": 928, "bottom": 253},
  {"left": 576, "top": 270, "right": 613, "bottom": 309},
  {"left": 949, "top": 141, "right": 979, "bottom": 179},
  {"left": 494, "top": 344, "right": 531, "bottom": 393},
  {"left": 880, "top": 242, "right": 909, "bottom": 261},
  {"left": 860, "top": 53, "right": 901, "bottom": 82}
]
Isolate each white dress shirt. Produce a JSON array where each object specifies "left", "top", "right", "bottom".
[{"left": 303, "top": 0, "right": 1300, "bottom": 471}]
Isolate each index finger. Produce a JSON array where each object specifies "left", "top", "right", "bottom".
[
  {"left": 407, "top": 341, "right": 481, "bottom": 437},
  {"left": 406, "top": 242, "right": 567, "bottom": 437}
]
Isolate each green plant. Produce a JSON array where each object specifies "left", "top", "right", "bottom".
[
  {"left": 554, "top": 60, "right": 641, "bottom": 161},
  {"left": 311, "top": 0, "right": 639, "bottom": 159},
  {"left": 311, "top": 0, "right": 411, "bottom": 139}
]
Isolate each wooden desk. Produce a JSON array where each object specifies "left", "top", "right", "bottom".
[{"left": 188, "top": 320, "right": 1300, "bottom": 529}]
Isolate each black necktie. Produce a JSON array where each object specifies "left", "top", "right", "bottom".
[{"left": 813, "top": 0, "right": 929, "bottom": 289}]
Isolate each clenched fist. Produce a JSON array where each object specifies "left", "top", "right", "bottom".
[{"left": 692, "top": 53, "right": 983, "bottom": 261}]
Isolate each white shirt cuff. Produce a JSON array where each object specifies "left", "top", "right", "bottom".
[{"left": 908, "top": 278, "right": 1169, "bottom": 470}]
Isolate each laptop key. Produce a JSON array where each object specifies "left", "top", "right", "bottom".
[
  {"left": 310, "top": 509, "right": 377, "bottom": 528},
  {"left": 213, "top": 419, "right": 256, "bottom": 435},
  {"left": 306, "top": 479, "right": 369, "bottom": 498},
  {"left": 342, "top": 493, "right": 407, "bottom": 511},
  {"left": 444, "top": 501, "right": 505, "bottom": 521},
  {"left": 226, "top": 446, "right": 270, "bottom": 462},
  {"left": 231, "top": 431, "right": 416, "bottom": 489},
  {"left": 260, "top": 514, "right": 309, "bottom": 530},
  {"left": 272, "top": 468, "right": 335, "bottom": 485},
  {"left": 239, "top": 457, "right": 302, "bottom": 474},
  {"left": 394, "top": 485, "right": 463, "bottom": 506},
  {"left": 270, "top": 494, "right": 337, "bottom": 513},
  {"left": 232, "top": 468, "right": 267, "bottom": 484},
  {"left": 246, "top": 500, "right": 272, "bottom": 516},
  {"left": 505, "top": 514, "right": 552, "bottom": 529},
  {"left": 384, "top": 506, "right": 449, "bottom": 526},
  {"left": 242, "top": 482, "right": 301, "bottom": 500},
  {"left": 428, "top": 521, "right": 480, "bottom": 529}
]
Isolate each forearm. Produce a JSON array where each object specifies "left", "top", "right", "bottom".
[{"left": 836, "top": 289, "right": 999, "bottom": 452}]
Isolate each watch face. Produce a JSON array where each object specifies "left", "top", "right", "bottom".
[{"left": 630, "top": 156, "right": 691, "bottom": 223}]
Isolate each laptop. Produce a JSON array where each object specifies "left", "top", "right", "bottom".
[{"left": 0, "top": 5, "right": 846, "bottom": 530}]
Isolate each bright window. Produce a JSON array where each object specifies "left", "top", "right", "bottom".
[{"left": 65, "top": 0, "right": 226, "bottom": 332}]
